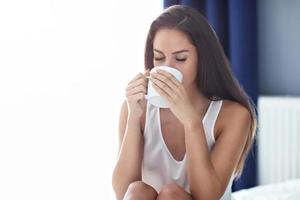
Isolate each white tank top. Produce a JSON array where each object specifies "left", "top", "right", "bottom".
[{"left": 142, "top": 99, "right": 235, "bottom": 200}]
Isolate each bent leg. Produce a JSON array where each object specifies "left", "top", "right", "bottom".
[
  {"left": 123, "top": 181, "right": 158, "bottom": 200},
  {"left": 156, "top": 183, "right": 193, "bottom": 200}
]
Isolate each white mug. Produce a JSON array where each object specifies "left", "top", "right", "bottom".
[{"left": 145, "top": 66, "right": 183, "bottom": 108}]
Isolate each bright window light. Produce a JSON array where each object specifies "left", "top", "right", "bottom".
[{"left": 0, "top": 1, "right": 162, "bottom": 199}]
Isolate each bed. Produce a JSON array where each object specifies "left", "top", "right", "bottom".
[{"left": 232, "top": 179, "right": 300, "bottom": 200}]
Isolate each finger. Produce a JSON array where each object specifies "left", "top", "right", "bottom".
[
  {"left": 126, "top": 79, "right": 148, "bottom": 91},
  {"left": 150, "top": 71, "right": 176, "bottom": 91},
  {"left": 143, "top": 69, "right": 150, "bottom": 76},
  {"left": 128, "top": 68, "right": 151, "bottom": 84},
  {"left": 126, "top": 78, "right": 148, "bottom": 92},
  {"left": 128, "top": 73, "right": 143, "bottom": 85},
  {"left": 151, "top": 81, "right": 172, "bottom": 104},
  {"left": 143, "top": 69, "right": 151, "bottom": 81},
  {"left": 150, "top": 78, "right": 172, "bottom": 100},
  {"left": 131, "top": 92, "right": 145, "bottom": 101},
  {"left": 155, "top": 69, "right": 181, "bottom": 88},
  {"left": 150, "top": 74, "right": 174, "bottom": 98},
  {"left": 126, "top": 85, "right": 147, "bottom": 96}
]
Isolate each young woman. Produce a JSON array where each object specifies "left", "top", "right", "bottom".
[{"left": 112, "top": 5, "right": 257, "bottom": 200}]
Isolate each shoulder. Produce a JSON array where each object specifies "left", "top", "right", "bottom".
[
  {"left": 216, "top": 99, "right": 251, "bottom": 139},
  {"left": 221, "top": 99, "right": 251, "bottom": 119}
]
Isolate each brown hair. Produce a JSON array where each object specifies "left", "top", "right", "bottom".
[{"left": 144, "top": 5, "right": 257, "bottom": 179}]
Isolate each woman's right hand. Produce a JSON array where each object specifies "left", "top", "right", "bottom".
[{"left": 125, "top": 69, "right": 150, "bottom": 120}]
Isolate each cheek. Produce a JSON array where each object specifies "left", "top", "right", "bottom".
[
  {"left": 187, "top": 57, "right": 198, "bottom": 83},
  {"left": 181, "top": 61, "right": 198, "bottom": 83},
  {"left": 180, "top": 67, "right": 197, "bottom": 85}
]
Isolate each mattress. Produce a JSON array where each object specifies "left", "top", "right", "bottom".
[{"left": 232, "top": 179, "right": 300, "bottom": 200}]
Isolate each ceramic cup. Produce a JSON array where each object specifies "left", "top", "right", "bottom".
[{"left": 145, "top": 66, "right": 183, "bottom": 108}]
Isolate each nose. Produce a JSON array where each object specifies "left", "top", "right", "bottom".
[
  {"left": 162, "top": 58, "right": 176, "bottom": 69},
  {"left": 164, "top": 62, "right": 181, "bottom": 73}
]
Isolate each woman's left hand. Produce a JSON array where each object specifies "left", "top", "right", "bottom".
[{"left": 150, "top": 69, "right": 200, "bottom": 126}]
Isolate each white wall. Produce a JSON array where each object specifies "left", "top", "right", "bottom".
[{"left": 0, "top": 1, "right": 162, "bottom": 199}]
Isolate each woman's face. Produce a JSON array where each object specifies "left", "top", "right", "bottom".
[{"left": 152, "top": 28, "right": 198, "bottom": 88}]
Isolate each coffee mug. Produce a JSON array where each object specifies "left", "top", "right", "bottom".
[{"left": 145, "top": 66, "right": 183, "bottom": 108}]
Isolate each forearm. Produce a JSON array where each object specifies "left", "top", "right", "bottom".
[
  {"left": 184, "top": 122, "right": 222, "bottom": 200},
  {"left": 112, "top": 117, "right": 144, "bottom": 199}
]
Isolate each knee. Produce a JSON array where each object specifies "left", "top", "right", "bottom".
[
  {"left": 124, "top": 181, "right": 156, "bottom": 200},
  {"left": 157, "top": 183, "right": 184, "bottom": 200},
  {"left": 124, "top": 181, "right": 145, "bottom": 198}
]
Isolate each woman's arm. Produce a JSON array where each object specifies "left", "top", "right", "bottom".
[
  {"left": 111, "top": 100, "right": 144, "bottom": 200},
  {"left": 185, "top": 102, "right": 251, "bottom": 200}
]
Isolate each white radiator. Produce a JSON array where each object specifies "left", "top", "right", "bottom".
[{"left": 258, "top": 96, "right": 300, "bottom": 185}]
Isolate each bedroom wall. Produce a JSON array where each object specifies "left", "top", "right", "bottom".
[{"left": 258, "top": 0, "right": 300, "bottom": 95}]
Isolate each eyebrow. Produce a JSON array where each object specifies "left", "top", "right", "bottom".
[{"left": 153, "top": 49, "right": 189, "bottom": 54}]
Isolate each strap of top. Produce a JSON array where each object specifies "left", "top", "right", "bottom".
[{"left": 204, "top": 100, "right": 223, "bottom": 142}]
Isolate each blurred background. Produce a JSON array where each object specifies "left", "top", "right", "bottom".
[{"left": 0, "top": 0, "right": 299, "bottom": 200}]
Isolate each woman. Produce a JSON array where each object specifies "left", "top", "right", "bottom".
[{"left": 112, "top": 5, "right": 257, "bottom": 200}]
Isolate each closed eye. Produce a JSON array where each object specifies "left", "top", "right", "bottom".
[
  {"left": 154, "top": 57, "right": 164, "bottom": 61},
  {"left": 154, "top": 57, "right": 187, "bottom": 62},
  {"left": 176, "top": 58, "right": 186, "bottom": 62}
]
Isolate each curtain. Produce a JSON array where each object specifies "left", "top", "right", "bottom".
[{"left": 163, "top": 0, "right": 258, "bottom": 192}]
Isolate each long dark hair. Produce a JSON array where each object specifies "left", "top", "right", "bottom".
[{"left": 144, "top": 5, "right": 257, "bottom": 179}]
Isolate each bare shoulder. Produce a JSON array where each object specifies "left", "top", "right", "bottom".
[
  {"left": 222, "top": 99, "right": 250, "bottom": 118},
  {"left": 215, "top": 99, "right": 251, "bottom": 139}
]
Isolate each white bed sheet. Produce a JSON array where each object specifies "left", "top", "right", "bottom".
[{"left": 232, "top": 179, "right": 300, "bottom": 200}]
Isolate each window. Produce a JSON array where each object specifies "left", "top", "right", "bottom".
[{"left": 0, "top": 1, "right": 162, "bottom": 199}]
